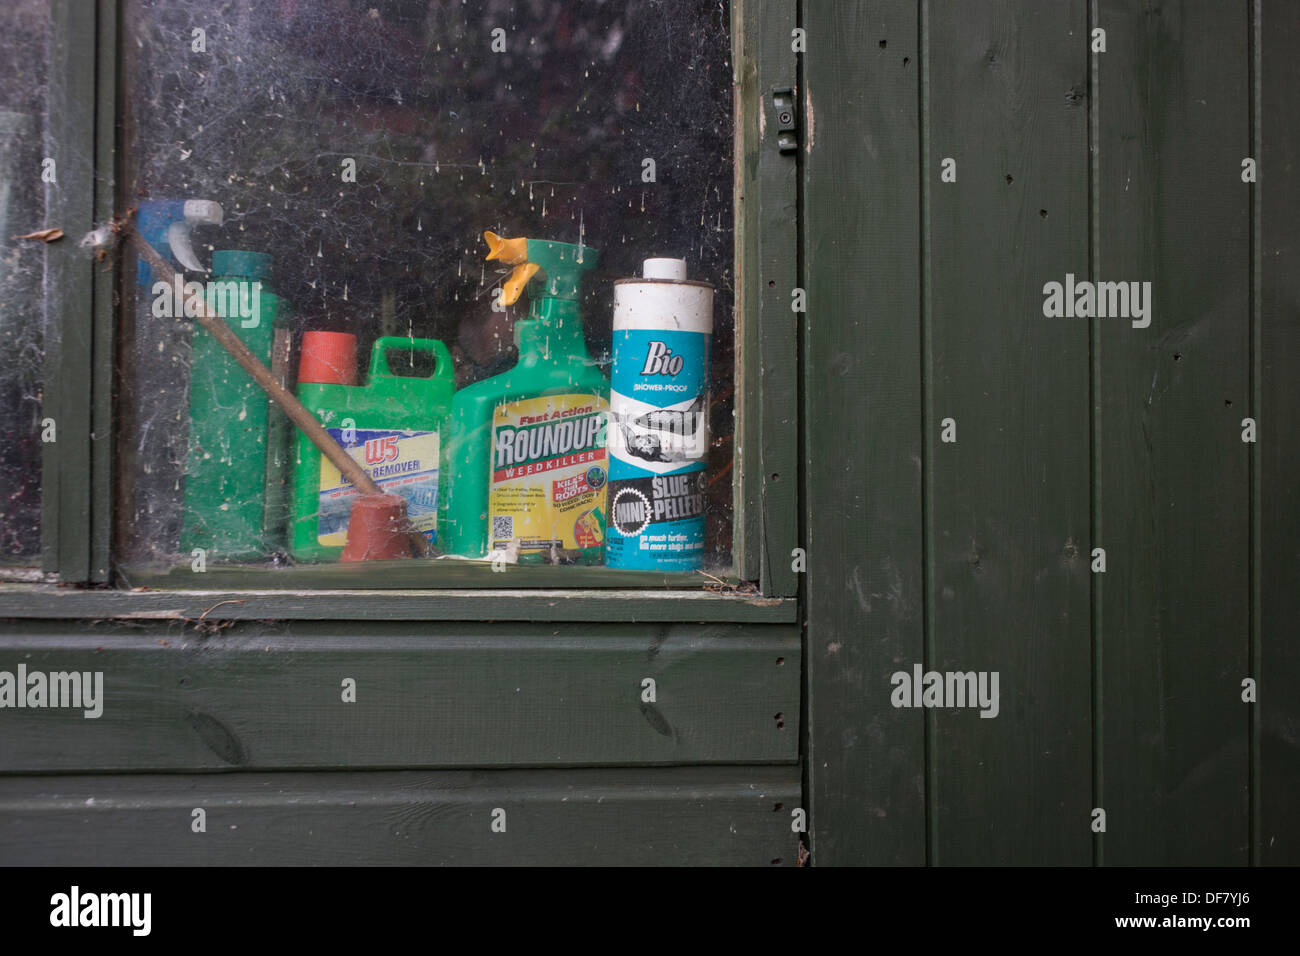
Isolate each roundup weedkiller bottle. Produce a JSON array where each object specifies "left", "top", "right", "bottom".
[
  {"left": 290, "top": 332, "right": 454, "bottom": 562},
  {"left": 438, "top": 232, "right": 608, "bottom": 564},
  {"left": 605, "top": 258, "right": 713, "bottom": 571}
]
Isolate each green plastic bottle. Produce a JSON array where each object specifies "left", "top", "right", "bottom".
[
  {"left": 180, "top": 250, "right": 282, "bottom": 560},
  {"left": 290, "top": 334, "right": 455, "bottom": 562},
  {"left": 438, "top": 232, "right": 608, "bottom": 564}
]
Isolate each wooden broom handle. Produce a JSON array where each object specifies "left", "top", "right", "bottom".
[{"left": 127, "top": 228, "right": 384, "bottom": 497}]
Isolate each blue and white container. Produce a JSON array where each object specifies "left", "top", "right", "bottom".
[{"left": 605, "top": 258, "right": 714, "bottom": 570}]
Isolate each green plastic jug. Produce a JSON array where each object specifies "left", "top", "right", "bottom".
[{"left": 290, "top": 335, "right": 455, "bottom": 563}]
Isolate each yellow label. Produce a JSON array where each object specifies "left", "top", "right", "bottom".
[
  {"left": 318, "top": 428, "right": 440, "bottom": 547},
  {"left": 489, "top": 394, "right": 609, "bottom": 554}
]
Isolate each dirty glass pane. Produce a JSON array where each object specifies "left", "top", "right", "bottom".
[
  {"left": 0, "top": 0, "right": 49, "bottom": 562},
  {"left": 119, "top": 0, "right": 734, "bottom": 578}
]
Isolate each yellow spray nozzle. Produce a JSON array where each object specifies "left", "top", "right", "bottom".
[
  {"left": 498, "top": 262, "right": 540, "bottom": 307},
  {"left": 484, "top": 231, "right": 596, "bottom": 307},
  {"left": 483, "top": 231, "right": 529, "bottom": 265}
]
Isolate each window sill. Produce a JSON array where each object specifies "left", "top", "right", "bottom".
[
  {"left": 115, "top": 558, "right": 743, "bottom": 591},
  {"left": 0, "top": 582, "right": 795, "bottom": 623}
]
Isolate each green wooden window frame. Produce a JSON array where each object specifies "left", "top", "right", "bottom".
[
  {"left": 5, "top": 0, "right": 801, "bottom": 619},
  {"left": 30, "top": 0, "right": 111, "bottom": 584}
]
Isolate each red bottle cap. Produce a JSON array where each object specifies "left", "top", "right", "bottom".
[{"left": 298, "top": 331, "right": 358, "bottom": 385}]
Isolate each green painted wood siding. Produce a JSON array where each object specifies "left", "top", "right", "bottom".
[
  {"left": 1258, "top": 0, "right": 1300, "bottom": 868},
  {"left": 0, "top": 621, "right": 798, "bottom": 772},
  {"left": 4, "top": 0, "right": 1298, "bottom": 869},
  {"left": 0, "top": 767, "right": 801, "bottom": 866},
  {"left": 0, "top": 0, "right": 802, "bottom": 868},
  {"left": 806, "top": 0, "right": 1297, "bottom": 866}
]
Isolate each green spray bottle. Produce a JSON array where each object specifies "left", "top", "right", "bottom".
[
  {"left": 180, "top": 250, "right": 284, "bottom": 560},
  {"left": 438, "top": 232, "right": 608, "bottom": 564}
]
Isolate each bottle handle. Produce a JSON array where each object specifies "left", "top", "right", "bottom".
[{"left": 368, "top": 336, "right": 454, "bottom": 386}]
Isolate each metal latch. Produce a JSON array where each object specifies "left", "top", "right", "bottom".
[{"left": 771, "top": 87, "right": 798, "bottom": 154}]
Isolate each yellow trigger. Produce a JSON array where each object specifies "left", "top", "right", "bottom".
[
  {"left": 500, "top": 262, "right": 540, "bottom": 307},
  {"left": 483, "top": 231, "right": 529, "bottom": 265}
]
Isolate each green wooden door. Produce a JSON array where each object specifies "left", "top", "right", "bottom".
[{"left": 805, "top": 0, "right": 1298, "bottom": 866}]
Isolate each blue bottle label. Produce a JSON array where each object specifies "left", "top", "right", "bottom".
[
  {"left": 607, "top": 327, "right": 710, "bottom": 570},
  {"left": 605, "top": 467, "right": 706, "bottom": 571}
]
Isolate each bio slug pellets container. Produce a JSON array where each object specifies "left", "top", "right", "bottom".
[{"left": 605, "top": 258, "right": 713, "bottom": 571}]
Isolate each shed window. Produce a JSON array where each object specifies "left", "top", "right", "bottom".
[{"left": 113, "top": 0, "right": 736, "bottom": 581}]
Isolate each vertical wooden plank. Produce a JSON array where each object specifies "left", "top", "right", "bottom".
[
  {"left": 1087, "top": 0, "right": 1102, "bottom": 867},
  {"left": 804, "top": 0, "right": 925, "bottom": 865},
  {"left": 733, "top": 0, "right": 798, "bottom": 597},
  {"left": 759, "top": 0, "right": 799, "bottom": 598},
  {"left": 1259, "top": 0, "right": 1300, "bottom": 866},
  {"left": 43, "top": 0, "right": 96, "bottom": 581},
  {"left": 91, "top": 0, "right": 118, "bottom": 582},
  {"left": 926, "top": 0, "right": 1092, "bottom": 864},
  {"left": 756, "top": 0, "right": 799, "bottom": 600},
  {"left": 732, "top": 1, "right": 761, "bottom": 582},
  {"left": 1097, "top": 0, "right": 1250, "bottom": 864},
  {"left": 113, "top": 0, "right": 140, "bottom": 582}
]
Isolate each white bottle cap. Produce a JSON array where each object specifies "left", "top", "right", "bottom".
[
  {"left": 183, "top": 199, "right": 224, "bottom": 225},
  {"left": 643, "top": 257, "right": 687, "bottom": 281}
]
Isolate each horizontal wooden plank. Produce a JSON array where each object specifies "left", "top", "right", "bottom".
[
  {"left": 0, "top": 766, "right": 802, "bottom": 865},
  {"left": 116, "top": 559, "right": 751, "bottom": 592},
  {"left": 0, "top": 584, "right": 795, "bottom": 623},
  {"left": 0, "top": 621, "right": 799, "bottom": 772}
]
